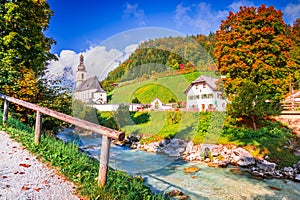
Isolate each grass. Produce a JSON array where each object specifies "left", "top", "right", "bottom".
[
  {"left": 220, "top": 123, "right": 300, "bottom": 168},
  {"left": 110, "top": 71, "right": 216, "bottom": 104},
  {"left": 97, "top": 110, "right": 300, "bottom": 168},
  {"left": 0, "top": 112, "right": 166, "bottom": 200},
  {"left": 98, "top": 111, "right": 222, "bottom": 144},
  {"left": 133, "top": 83, "right": 178, "bottom": 104}
]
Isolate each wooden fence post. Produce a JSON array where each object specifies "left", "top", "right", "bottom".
[
  {"left": 34, "top": 111, "right": 42, "bottom": 145},
  {"left": 3, "top": 99, "right": 9, "bottom": 126},
  {"left": 98, "top": 135, "right": 111, "bottom": 187}
]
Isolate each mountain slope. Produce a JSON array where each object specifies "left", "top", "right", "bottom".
[
  {"left": 110, "top": 71, "right": 218, "bottom": 104},
  {"left": 101, "top": 34, "right": 216, "bottom": 93}
]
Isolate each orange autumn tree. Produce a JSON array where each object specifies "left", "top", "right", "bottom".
[
  {"left": 214, "top": 5, "right": 298, "bottom": 129},
  {"left": 290, "top": 18, "right": 300, "bottom": 90}
]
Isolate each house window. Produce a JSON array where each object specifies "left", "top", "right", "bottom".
[
  {"left": 81, "top": 73, "right": 84, "bottom": 80},
  {"left": 195, "top": 84, "right": 198, "bottom": 89},
  {"left": 188, "top": 96, "right": 193, "bottom": 100},
  {"left": 196, "top": 95, "right": 200, "bottom": 99},
  {"left": 217, "top": 93, "right": 222, "bottom": 99},
  {"left": 208, "top": 94, "right": 213, "bottom": 99},
  {"left": 208, "top": 104, "right": 213, "bottom": 109},
  {"left": 202, "top": 94, "right": 207, "bottom": 99},
  {"left": 203, "top": 83, "right": 206, "bottom": 88},
  {"left": 222, "top": 103, "right": 226, "bottom": 107}
]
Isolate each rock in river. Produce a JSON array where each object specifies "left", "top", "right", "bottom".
[{"left": 183, "top": 166, "right": 200, "bottom": 173}]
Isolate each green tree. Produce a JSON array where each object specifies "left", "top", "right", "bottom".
[
  {"left": 214, "top": 5, "right": 298, "bottom": 129},
  {"left": 0, "top": 1, "right": 71, "bottom": 127},
  {"left": 131, "top": 96, "right": 141, "bottom": 104},
  {"left": 0, "top": 0, "right": 56, "bottom": 97},
  {"left": 227, "top": 80, "right": 281, "bottom": 130},
  {"left": 114, "top": 104, "right": 133, "bottom": 129}
]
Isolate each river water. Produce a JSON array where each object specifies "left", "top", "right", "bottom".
[{"left": 57, "top": 128, "right": 300, "bottom": 200}]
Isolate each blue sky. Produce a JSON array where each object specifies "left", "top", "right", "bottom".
[
  {"left": 45, "top": 0, "right": 299, "bottom": 81},
  {"left": 46, "top": 0, "right": 300, "bottom": 54}
]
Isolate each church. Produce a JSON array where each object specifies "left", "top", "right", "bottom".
[{"left": 73, "top": 54, "right": 107, "bottom": 104}]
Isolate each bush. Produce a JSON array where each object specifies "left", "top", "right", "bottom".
[{"left": 221, "top": 121, "right": 299, "bottom": 167}]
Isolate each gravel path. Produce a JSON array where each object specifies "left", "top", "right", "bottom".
[{"left": 0, "top": 131, "right": 81, "bottom": 200}]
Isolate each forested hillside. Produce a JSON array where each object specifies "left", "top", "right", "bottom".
[{"left": 101, "top": 34, "right": 216, "bottom": 92}]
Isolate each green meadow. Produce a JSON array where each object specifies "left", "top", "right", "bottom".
[{"left": 109, "top": 71, "right": 212, "bottom": 104}]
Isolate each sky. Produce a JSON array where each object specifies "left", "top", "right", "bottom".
[{"left": 45, "top": 0, "right": 300, "bottom": 81}]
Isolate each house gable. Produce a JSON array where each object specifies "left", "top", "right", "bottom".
[{"left": 184, "top": 75, "right": 218, "bottom": 94}]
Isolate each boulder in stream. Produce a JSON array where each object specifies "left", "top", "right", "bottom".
[
  {"left": 231, "top": 147, "right": 255, "bottom": 167},
  {"left": 256, "top": 160, "right": 277, "bottom": 172},
  {"left": 295, "top": 174, "right": 300, "bottom": 182},
  {"left": 183, "top": 166, "right": 200, "bottom": 173}
]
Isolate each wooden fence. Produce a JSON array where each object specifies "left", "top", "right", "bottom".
[
  {"left": 281, "top": 100, "right": 300, "bottom": 111},
  {"left": 0, "top": 93, "right": 125, "bottom": 187}
]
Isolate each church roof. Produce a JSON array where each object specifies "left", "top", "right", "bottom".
[
  {"left": 75, "top": 76, "right": 106, "bottom": 93},
  {"left": 184, "top": 75, "right": 219, "bottom": 94}
]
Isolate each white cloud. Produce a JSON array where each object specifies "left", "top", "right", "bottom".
[
  {"left": 45, "top": 44, "right": 138, "bottom": 84},
  {"left": 283, "top": 0, "right": 300, "bottom": 25},
  {"left": 175, "top": 3, "right": 228, "bottom": 34},
  {"left": 228, "top": 0, "right": 254, "bottom": 12},
  {"left": 123, "top": 3, "right": 145, "bottom": 26},
  {"left": 125, "top": 44, "right": 138, "bottom": 54},
  {"left": 174, "top": 0, "right": 299, "bottom": 35},
  {"left": 45, "top": 50, "right": 77, "bottom": 81}
]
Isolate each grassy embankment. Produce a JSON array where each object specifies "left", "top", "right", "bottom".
[
  {"left": 99, "top": 71, "right": 300, "bottom": 168},
  {"left": 0, "top": 112, "right": 165, "bottom": 200},
  {"left": 98, "top": 110, "right": 299, "bottom": 168}
]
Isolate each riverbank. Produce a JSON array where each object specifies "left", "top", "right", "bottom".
[
  {"left": 56, "top": 128, "right": 300, "bottom": 199},
  {"left": 71, "top": 131, "right": 300, "bottom": 200},
  {"left": 116, "top": 136, "right": 300, "bottom": 182},
  {"left": 0, "top": 131, "right": 80, "bottom": 200},
  {"left": 0, "top": 116, "right": 165, "bottom": 200}
]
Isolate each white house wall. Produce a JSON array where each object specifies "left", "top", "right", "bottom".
[
  {"left": 91, "top": 104, "right": 120, "bottom": 111},
  {"left": 91, "top": 104, "right": 143, "bottom": 111},
  {"left": 93, "top": 92, "right": 107, "bottom": 104},
  {"left": 186, "top": 83, "right": 226, "bottom": 111}
]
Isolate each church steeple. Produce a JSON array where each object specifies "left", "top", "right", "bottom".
[
  {"left": 75, "top": 53, "right": 87, "bottom": 88},
  {"left": 78, "top": 54, "right": 86, "bottom": 71}
]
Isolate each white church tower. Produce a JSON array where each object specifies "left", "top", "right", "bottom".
[{"left": 75, "top": 54, "right": 87, "bottom": 88}]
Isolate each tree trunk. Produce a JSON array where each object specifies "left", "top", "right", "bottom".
[{"left": 251, "top": 115, "right": 257, "bottom": 131}]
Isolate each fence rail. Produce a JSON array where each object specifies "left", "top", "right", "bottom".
[
  {"left": 281, "top": 101, "right": 300, "bottom": 111},
  {"left": 0, "top": 93, "right": 125, "bottom": 186}
]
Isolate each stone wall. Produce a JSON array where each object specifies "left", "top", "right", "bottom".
[{"left": 274, "top": 114, "right": 300, "bottom": 136}]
